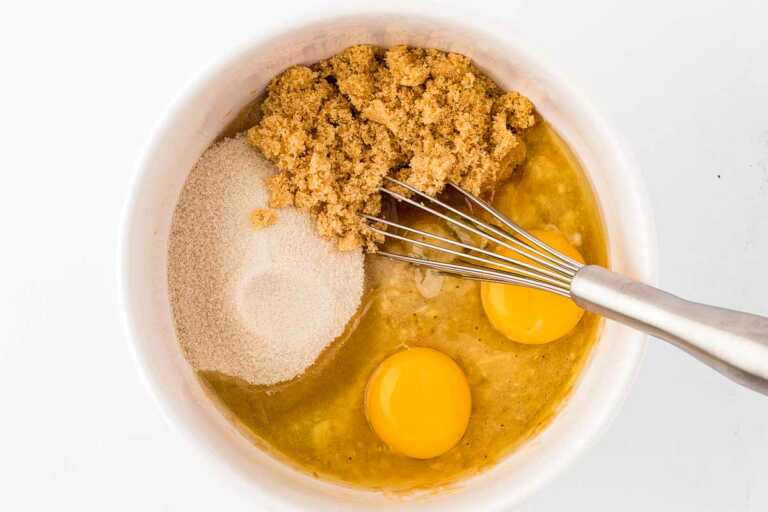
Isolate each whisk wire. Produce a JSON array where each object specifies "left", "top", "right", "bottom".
[
  {"left": 383, "top": 177, "right": 576, "bottom": 275},
  {"left": 363, "top": 177, "right": 585, "bottom": 296},
  {"left": 364, "top": 215, "right": 571, "bottom": 287},
  {"left": 447, "top": 182, "right": 583, "bottom": 271},
  {"left": 379, "top": 181, "right": 574, "bottom": 278},
  {"left": 376, "top": 250, "right": 572, "bottom": 298}
]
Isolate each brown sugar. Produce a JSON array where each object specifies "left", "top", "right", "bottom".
[
  {"left": 249, "top": 208, "right": 277, "bottom": 230},
  {"left": 248, "top": 45, "right": 536, "bottom": 250}
]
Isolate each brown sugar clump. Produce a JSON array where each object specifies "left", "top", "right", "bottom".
[
  {"left": 250, "top": 208, "right": 277, "bottom": 230},
  {"left": 248, "top": 45, "right": 536, "bottom": 250}
]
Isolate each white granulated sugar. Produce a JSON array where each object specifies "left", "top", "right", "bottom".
[{"left": 168, "top": 134, "right": 364, "bottom": 385}]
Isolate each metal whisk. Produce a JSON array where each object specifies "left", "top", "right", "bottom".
[{"left": 364, "top": 177, "right": 768, "bottom": 396}]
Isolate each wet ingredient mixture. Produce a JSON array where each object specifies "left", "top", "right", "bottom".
[{"left": 201, "top": 120, "right": 607, "bottom": 490}]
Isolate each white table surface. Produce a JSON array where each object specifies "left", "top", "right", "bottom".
[{"left": 1, "top": 1, "right": 767, "bottom": 510}]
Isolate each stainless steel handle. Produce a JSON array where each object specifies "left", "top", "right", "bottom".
[{"left": 571, "top": 265, "right": 768, "bottom": 395}]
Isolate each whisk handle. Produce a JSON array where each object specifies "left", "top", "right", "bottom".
[{"left": 571, "top": 265, "right": 768, "bottom": 396}]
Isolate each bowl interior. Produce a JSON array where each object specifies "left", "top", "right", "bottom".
[{"left": 121, "top": 14, "right": 655, "bottom": 512}]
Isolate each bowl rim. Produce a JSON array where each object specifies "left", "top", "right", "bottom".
[{"left": 118, "top": 9, "right": 658, "bottom": 511}]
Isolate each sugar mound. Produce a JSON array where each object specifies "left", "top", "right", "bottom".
[{"left": 168, "top": 134, "right": 364, "bottom": 385}]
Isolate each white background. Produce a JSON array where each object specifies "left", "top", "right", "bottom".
[{"left": 1, "top": 0, "right": 767, "bottom": 510}]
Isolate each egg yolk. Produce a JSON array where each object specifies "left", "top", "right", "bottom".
[
  {"left": 481, "top": 229, "right": 585, "bottom": 344},
  {"left": 365, "top": 347, "right": 471, "bottom": 459}
]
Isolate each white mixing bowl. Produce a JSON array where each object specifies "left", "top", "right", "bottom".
[{"left": 120, "top": 12, "right": 657, "bottom": 511}]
